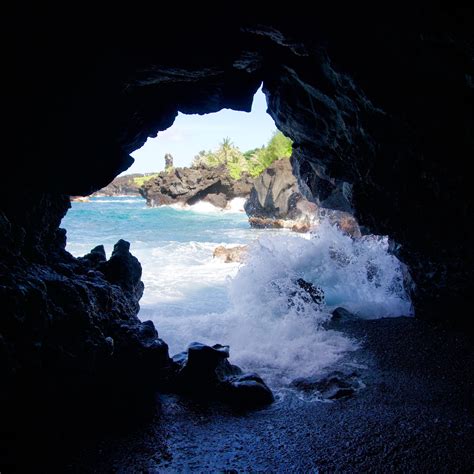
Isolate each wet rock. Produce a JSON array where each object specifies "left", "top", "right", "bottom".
[
  {"left": 319, "top": 209, "right": 362, "bottom": 238},
  {"left": 323, "top": 307, "right": 358, "bottom": 330},
  {"left": 332, "top": 307, "right": 357, "bottom": 322},
  {"left": 248, "top": 216, "right": 313, "bottom": 233},
  {"left": 287, "top": 278, "right": 325, "bottom": 310},
  {"left": 213, "top": 245, "right": 248, "bottom": 263},
  {"left": 221, "top": 373, "right": 275, "bottom": 408},
  {"left": 296, "top": 278, "right": 325, "bottom": 306},
  {"left": 291, "top": 370, "right": 361, "bottom": 400},
  {"left": 174, "top": 342, "right": 230, "bottom": 386},
  {"left": 171, "top": 342, "right": 273, "bottom": 408}
]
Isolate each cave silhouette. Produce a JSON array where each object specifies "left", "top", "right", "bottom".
[{"left": 2, "top": 7, "right": 473, "bottom": 471}]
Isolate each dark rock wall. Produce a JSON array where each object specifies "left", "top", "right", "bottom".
[
  {"left": 0, "top": 192, "right": 169, "bottom": 440},
  {"left": 261, "top": 28, "right": 473, "bottom": 319}
]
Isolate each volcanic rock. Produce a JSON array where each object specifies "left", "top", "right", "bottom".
[
  {"left": 140, "top": 164, "right": 254, "bottom": 209},
  {"left": 245, "top": 159, "right": 318, "bottom": 230},
  {"left": 213, "top": 245, "right": 248, "bottom": 263},
  {"left": 291, "top": 370, "right": 362, "bottom": 400},
  {"left": 171, "top": 342, "right": 274, "bottom": 408}
]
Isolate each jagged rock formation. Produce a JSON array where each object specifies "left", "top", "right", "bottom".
[
  {"left": 164, "top": 153, "right": 174, "bottom": 171},
  {"left": 0, "top": 194, "right": 169, "bottom": 388},
  {"left": 140, "top": 164, "right": 254, "bottom": 208},
  {"left": 0, "top": 193, "right": 171, "bottom": 461},
  {"left": 170, "top": 342, "right": 274, "bottom": 408},
  {"left": 244, "top": 158, "right": 318, "bottom": 230},
  {"left": 92, "top": 173, "right": 155, "bottom": 196}
]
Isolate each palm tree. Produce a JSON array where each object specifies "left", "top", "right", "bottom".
[{"left": 219, "top": 137, "right": 233, "bottom": 164}]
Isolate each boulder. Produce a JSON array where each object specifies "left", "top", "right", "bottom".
[
  {"left": 319, "top": 209, "right": 362, "bottom": 238},
  {"left": 213, "top": 245, "right": 248, "bottom": 263},
  {"left": 286, "top": 278, "right": 325, "bottom": 311},
  {"left": 331, "top": 307, "right": 357, "bottom": 322},
  {"left": 220, "top": 373, "right": 275, "bottom": 408},
  {"left": 323, "top": 307, "right": 358, "bottom": 330},
  {"left": 291, "top": 370, "right": 362, "bottom": 400},
  {"left": 171, "top": 342, "right": 274, "bottom": 408}
]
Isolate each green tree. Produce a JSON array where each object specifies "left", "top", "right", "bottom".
[
  {"left": 245, "top": 131, "right": 293, "bottom": 177},
  {"left": 219, "top": 137, "right": 233, "bottom": 164},
  {"left": 190, "top": 131, "right": 292, "bottom": 180}
]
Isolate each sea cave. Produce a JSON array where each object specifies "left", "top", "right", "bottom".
[{"left": 1, "top": 7, "right": 473, "bottom": 471}]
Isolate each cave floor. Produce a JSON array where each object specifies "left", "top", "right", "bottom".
[{"left": 49, "top": 318, "right": 474, "bottom": 472}]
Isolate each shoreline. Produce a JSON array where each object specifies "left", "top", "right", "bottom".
[{"left": 43, "top": 316, "right": 474, "bottom": 472}]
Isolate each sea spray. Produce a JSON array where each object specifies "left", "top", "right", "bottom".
[
  {"left": 233, "top": 221, "right": 413, "bottom": 320},
  {"left": 63, "top": 197, "right": 413, "bottom": 387}
]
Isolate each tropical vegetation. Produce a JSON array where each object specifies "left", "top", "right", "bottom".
[
  {"left": 132, "top": 173, "right": 160, "bottom": 186},
  {"left": 192, "top": 131, "right": 292, "bottom": 179}
]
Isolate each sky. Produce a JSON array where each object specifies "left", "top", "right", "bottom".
[{"left": 125, "top": 87, "right": 276, "bottom": 174}]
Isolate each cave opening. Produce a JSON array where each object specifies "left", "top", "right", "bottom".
[{"left": 62, "top": 88, "right": 413, "bottom": 389}]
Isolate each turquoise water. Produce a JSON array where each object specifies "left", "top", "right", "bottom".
[
  {"left": 63, "top": 196, "right": 252, "bottom": 254},
  {"left": 62, "top": 196, "right": 412, "bottom": 386}
]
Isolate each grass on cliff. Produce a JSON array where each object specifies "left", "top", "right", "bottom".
[
  {"left": 133, "top": 173, "right": 160, "bottom": 186},
  {"left": 192, "top": 131, "right": 292, "bottom": 179}
]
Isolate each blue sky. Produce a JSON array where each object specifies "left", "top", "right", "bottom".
[{"left": 126, "top": 87, "right": 276, "bottom": 174}]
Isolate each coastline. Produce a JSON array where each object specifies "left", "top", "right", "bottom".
[{"left": 34, "top": 316, "right": 474, "bottom": 472}]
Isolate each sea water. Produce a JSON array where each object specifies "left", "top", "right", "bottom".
[{"left": 62, "top": 196, "right": 412, "bottom": 386}]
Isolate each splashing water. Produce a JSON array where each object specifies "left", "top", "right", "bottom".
[{"left": 62, "top": 197, "right": 412, "bottom": 387}]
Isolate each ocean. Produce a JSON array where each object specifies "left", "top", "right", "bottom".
[{"left": 62, "top": 196, "right": 412, "bottom": 387}]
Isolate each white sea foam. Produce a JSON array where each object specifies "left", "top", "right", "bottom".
[
  {"left": 92, "top": 198, "right": 143, "bottom": 203},
  {"left": 139, "top": 221, "right": 412, "bottom": 387},
  {"left": 225, "top": 197, "right": 247, "bottom": 213},
  {"left": 159, "top": 197, "right": 246, "bottom": 214}
]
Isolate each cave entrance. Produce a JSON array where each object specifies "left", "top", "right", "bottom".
[{"left": 62, "top": 87, "right": 412, "bottom": 388}]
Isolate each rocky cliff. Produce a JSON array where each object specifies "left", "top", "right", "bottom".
[
  {"left": 244, "top": 158, "right": 318, "bottom": 231},
  {"left": 140, "top": 164, "right": 254, "bottom": 208},
  {"left": 92, "top": 173, "right": 156, "bottom": 196}
]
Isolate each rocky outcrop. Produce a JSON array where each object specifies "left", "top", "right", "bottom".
[
  {"left": 92, "top": 174, "right": 156, "bottom": 197},
  {"left": 140, "top": 164, "right": 254, "bottom": 208},
  {"left": 213, "top": 245, "right": 248, "bottom": 263},
  {"left": 245, "top": 159, "right": 318, "bottom": 230},
  {"left": 319, "top": 209, "right": 362, "bottom": 238},
  {"left": 170, "top": 342, "right": 274, "bottom": 408},
  {"left": 0, "top": 193, "right": 170, "bottom": 445},
  {"left": 291, "top": 370, "right": 363, "bottom": 400}
]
